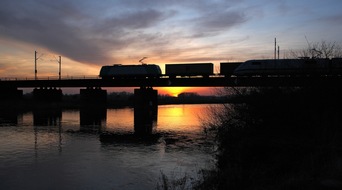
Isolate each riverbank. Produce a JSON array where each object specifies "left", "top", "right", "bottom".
[{"left": 197, "top": 86, "right": 342, "bottom": 189}]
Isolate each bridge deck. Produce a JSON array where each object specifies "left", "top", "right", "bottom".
[{"left": 1, "top": 76, "right": 342, "bottom": 88}]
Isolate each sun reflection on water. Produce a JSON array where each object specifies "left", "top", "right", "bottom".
[
  {"left": 157, "top": 104, "right": 207, "bottom": 132},
  {"left": 104, "top": 104, "right": 209, "bottom": 133}
]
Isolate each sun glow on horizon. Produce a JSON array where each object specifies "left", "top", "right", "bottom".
[{"left": 158, "top": 87, "right": 190, "bottom": 97}]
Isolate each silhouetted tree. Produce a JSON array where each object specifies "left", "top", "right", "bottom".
[{"left": 289, "top": 40, "right": 342, "bottom": 59}]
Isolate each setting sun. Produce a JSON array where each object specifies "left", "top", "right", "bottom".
[
  {"left": 158, "top": 87, "right": 190, "bottom": 97},
  {"left": 156, "top": 87, "right": 216, "bottom": 96}
]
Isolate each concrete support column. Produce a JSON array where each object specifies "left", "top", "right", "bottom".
[
  {"left": 134, "top": 87, "right": 158, "bottom": 135},
  {"left": 33, "top": 87, "right": 62, "bottom": 102},
  {"left": 80, "top": 87, "right": 107, "bottom": 106}
]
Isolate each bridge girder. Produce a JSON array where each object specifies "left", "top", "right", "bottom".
[{"left": 0, "top": 77, "right": 342, "bottom": 88}]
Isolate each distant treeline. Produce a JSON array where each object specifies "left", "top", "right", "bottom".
[{"left": 0, "top": 92, "right": 229, "bottom": 110}]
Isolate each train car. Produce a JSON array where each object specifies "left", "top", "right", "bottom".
[
  {"left": 220, "top": 62, "right": 242, "bottom": 77},
  {"left": 99, "top": 64, "right": 162, "bottom": 79},
  {"left": 233, "top": 59, "right": 331, "bottom": 76},
  {"left": 165, "top": 63, "right": 213, "bottom": 78}
]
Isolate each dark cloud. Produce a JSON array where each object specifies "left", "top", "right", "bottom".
[
  {"left": 0, "top": 0, "right": 170, "bottom": 64},
  {"left": 189, "top": 10, "right": 246, "bottom": 38},
  {"left": 0, "top": 0, "right": 248, "bottom": 65},
  {"left": 105, "top": 9, "right": 166, "bottom": 30},
  {"left": 323, "top": 14, "right": 342, "bottom": 25},
  {"left": 0, "top": 0, "right": 109, "bottom": 63}
]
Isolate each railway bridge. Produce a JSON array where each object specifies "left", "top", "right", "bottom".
[
  {"left": 1, "top": 76, "right": 342, "bottom": 134},
  {"left": 0, "top": 76, "right": 341, "bottom": 99},
  {"left": 1, "top": 75, "right": 341, "bottom": 88}
]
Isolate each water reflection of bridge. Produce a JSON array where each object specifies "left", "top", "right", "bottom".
[
  {"left": 0, "top": 106, "right": 157, "bottom": 135},
  {"left": 32, "top": 108, "right": 108, "bottom": 133}
]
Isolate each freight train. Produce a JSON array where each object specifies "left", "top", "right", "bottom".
[{"left": 99, "top": 58, "right": 342, "bottom": 79}]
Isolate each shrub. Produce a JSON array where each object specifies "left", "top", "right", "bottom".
[{"left": 201, "top": 87, "right": 342, "bottom": 190}]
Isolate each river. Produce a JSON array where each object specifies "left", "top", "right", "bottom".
[{"left": 0, "top": 104, "right": 216, "bottom": 190}]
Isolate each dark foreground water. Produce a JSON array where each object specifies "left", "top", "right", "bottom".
[{"left": 0, "top": 104, "right": 215, "bottom": 190}]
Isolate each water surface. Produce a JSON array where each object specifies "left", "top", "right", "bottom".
[{"left": 0, "top": 104, "right": 216, "bottom": 190}]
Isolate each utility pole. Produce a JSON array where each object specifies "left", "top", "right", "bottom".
[
  {"left": 278, "top": 46, "right": 280, "bottom": 59},
  {"left": 58, "top": 56, "right": 61, "bottom": 80},
  {"left": 35, "top": 51, "right": 38, "bottom": 80},
  {"left": 274, "top": 38, "right": 277, "bottom": 60}
]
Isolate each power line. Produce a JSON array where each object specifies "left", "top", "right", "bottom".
[{"left": 34, "top": 51, "right": 62, "bottom": 80}]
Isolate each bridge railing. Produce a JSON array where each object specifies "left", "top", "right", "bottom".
[
  {"left": 0, "top": 75, "right": 101, "bottom": 81},
  {"left": 0, "top": 74, "right": 226, "bottom": 81}
]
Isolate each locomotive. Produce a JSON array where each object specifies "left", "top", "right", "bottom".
[{"left": 99, "top": 64, "right": 162, "bottom": 79}]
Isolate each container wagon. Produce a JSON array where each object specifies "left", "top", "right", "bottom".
[
  {"left": 99, "top": 64, "right": 162, "bottom": 79},
  {"left": 165, "top": 63, "right": 213, "bottom": 78},
  {"left": 220, "top": 62, "right": 242, "bottom": 77}
]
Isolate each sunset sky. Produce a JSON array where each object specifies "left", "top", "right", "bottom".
[{"left": 0, "top": 0, "right": 341, "bottom": 95}]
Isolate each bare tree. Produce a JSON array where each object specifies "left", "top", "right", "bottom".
[{"left": 289, "top": 40, "right": 342, "bottom": 59}]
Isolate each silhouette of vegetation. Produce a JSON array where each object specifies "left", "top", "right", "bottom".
[
  {"left": 198, "top": 86, "right": 342, "bottom": 189},
  {"left": 289, "top": 40, "right": 342, "bottom": 59},
  {"left": 156, "top": 171, "right": 191, "bottom": 190}
]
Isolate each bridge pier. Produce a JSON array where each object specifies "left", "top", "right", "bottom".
[
  {"left": 33, "top": 87, "right": 62, "bottom": 102},
  {"left": 134, "top": 87, "right": 158, "bottom": 135},
  {"left": 80, "top": 87, "right": 107, "bottom": 106}
]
